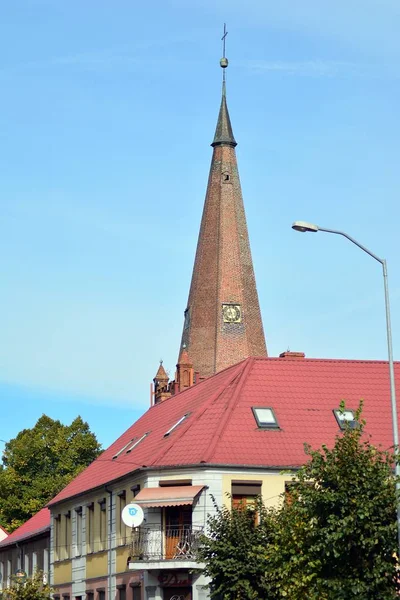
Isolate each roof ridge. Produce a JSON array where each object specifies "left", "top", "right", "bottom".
[
  {"left": 203, "top": 357, "right": 256, "bottom": 463},
  {"left": 147, "top": 361, "right": 247, "bottom": 467},
  {"left": 253, "top": 356, "right": 400, "bottom": 365}
]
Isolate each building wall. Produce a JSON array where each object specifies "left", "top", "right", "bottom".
[
  {"left": 0, "top": 534, "right": 50, "bottom": 591},
  {"left": 49, "top": 466, "right": 291, "bottom": 600}
]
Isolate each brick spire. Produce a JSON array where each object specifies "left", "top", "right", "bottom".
[{"left": 179, "top": 57, "right": 267, "bottom": 378}]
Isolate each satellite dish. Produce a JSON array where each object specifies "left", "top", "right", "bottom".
[{"left": 122, "top": 503, "right": 144, "bottom": 527}]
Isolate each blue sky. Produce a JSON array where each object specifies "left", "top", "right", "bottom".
[{"left": 1, "top": 0, "right": 399, "bottom": 450}]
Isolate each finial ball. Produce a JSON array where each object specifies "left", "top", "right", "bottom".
[{"left": 220, "top": 57, "right": 228, "bottom": 68}]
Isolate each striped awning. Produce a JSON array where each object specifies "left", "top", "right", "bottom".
[{"left": 134, "top": 485, "right": 205, "bottom": 508}]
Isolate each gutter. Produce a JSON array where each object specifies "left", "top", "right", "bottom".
[{"left": 105, "top": 487, "right": 113, "bottom": 600}]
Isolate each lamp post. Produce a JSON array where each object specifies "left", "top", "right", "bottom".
[{"left": 292, "top": 220, "right": 400, "bottom": 553}]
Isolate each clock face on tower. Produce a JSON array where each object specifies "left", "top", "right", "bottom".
[{"left": 222, "top": 304, "right": 242, "bottom": 323}]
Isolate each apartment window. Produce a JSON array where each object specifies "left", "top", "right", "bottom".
[
  {"left": 98, "top": 499, "right": 107, "bottom": 551},
  {"left": 86, "top": 503, "right": 95, "bottom": 553},
  {"left": 54, "top": 514, "right": 61, "bottom": 560},
  {"left": 86, "top": 592, "right": 94, "bottom": 600},
  {"left": 75, "top": 507, "right": 83, "bottom": 556},
  {"left": 43, "top": 548, "right": 49, "bottom": 574},
  {"left": 7, "top": 559, "right": 11, "bottom": 587},
  {"left": 231, "top": 481, "right": 262, "bottom": 510},
  {"left": 64, "top": 511, "right": 71, "bottom": 559},
  {"left": 117, "top": 491, "right": 127, "bottom": 546},
  {"left": 32, "top": 551, "right": 38, "bottom": 574},
  {"left": 97, "top": 588, "right": 105, "bottom": 600},
  {"left": 131, "top": 586, "right": 141, "bottom": 600},
  {"left": 117, "top": 585, "right": 126, "bottom": 600},
  {"left": 24, "top": 553, "right": 31, "bottom": 576}
]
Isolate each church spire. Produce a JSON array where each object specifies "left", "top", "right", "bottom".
[
  {"left": 212, "top": 26, "right": 236, "bottom": 148},
  {"left": 178, "top": 28, "right": 267, "bottom": 379}
]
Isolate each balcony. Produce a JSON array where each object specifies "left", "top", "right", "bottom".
[{"left": 128, "top": 525, "right": 204, "bottom": 570}]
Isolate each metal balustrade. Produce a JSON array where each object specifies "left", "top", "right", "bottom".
[{"left": 130, "top": 525, "right": 203, "bottom": 561}]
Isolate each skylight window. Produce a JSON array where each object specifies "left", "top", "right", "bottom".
[
  {"left": 252, "top": 407, "right": 279, "bottom": 429},
  {"left": 333, "top": 409, "right": 357, "bottom": 430},
  {"left": 112, "top": 439, "right": 135, "bottom": 460},
  {"left": 164, "top": 414, "right": 189, "bottom": 437},
  {"left": 126, "top": 432, "right": 149, "bottom": 454}
]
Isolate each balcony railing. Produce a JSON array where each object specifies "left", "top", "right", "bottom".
[{"left": 130, "top": 525, "right": 203, "bottom": 561}]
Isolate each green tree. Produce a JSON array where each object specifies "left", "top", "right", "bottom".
[
  {"left": 0, "top": 415, "right": 102, "bottom": 532},
  {"left": 270, "top": 402, "right": 399, "bottom": 599},
  {"left": 198, "top": 404, "right": 399, "bottom": 599},
  {"left": 2, "top": 571, "right": 51, "bottom": 600},
  {"left": 197, "top": 496, "right": 278, "bottom": 600}
]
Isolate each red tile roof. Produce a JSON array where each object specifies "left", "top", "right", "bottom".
[
  {"left": 48, "top": 356, "right": 400, "bottom": 506},
  {"left": 0, "top": 508, "right": 50, "bottom": 548}
]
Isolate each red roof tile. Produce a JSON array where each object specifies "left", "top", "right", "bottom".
[
  {"left": 0, "top": 508, "right": 50, "bottom": 548},
  {"left": 48, "top": 356, "right": 400, "bottom": 506}
]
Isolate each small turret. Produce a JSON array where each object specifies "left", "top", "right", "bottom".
[
  {"left": 175, "top": 346, "right": 194, "bottom": 393},
  {"left": 153, "top": 361, "right": 171, "bottom": 404}
]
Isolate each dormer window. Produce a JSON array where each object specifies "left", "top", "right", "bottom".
[
  {"left": 333, "top": 409, "right": 357, "bottom": 430},
  {"left": 252, "top": 407, "right": 279, "bottom": 429}
]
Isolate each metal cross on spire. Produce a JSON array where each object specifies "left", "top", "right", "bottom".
[
  {"left": 221, "top": 23, "right": 228, "bottom": 58},
  {"left": 220, "top": 23, "right": 229, "bottom": 85}
]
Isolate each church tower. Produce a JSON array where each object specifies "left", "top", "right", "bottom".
[{"left": 179, "top": 36, "right": 267, "bottom": 379}]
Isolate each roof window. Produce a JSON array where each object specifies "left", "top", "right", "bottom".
[
  {"left": 252, "top": 407, "right": 279, "bottom": 429},
  {"left": 164, "top": 414, "right": 189, "bottom": 437},
  {"left": 126, "top": 432, "right": 149, "bottom": 454},
  {"left": 333, "top": 409, "right": 357, "bottom": 430},
  {"left": 112, "top": 439, "right": 135, "bottom": 460}
]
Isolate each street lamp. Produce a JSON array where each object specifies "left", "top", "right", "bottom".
[{"left": 292, "top": 220, "right": 400, "bottom": 552}]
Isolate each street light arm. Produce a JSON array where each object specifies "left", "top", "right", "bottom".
[{"left": 317, "top": 227, "right": 384, "bottom": 267}]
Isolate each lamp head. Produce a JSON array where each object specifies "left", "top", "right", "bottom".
[{"left": 292, "top": 221, "right": 319, "bottom": 233}]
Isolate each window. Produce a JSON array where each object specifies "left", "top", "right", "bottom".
[
  {"left": 43, "top": 548, "right": 49, "bottom": 574},
  {"left": 117, "top": 491, "right": 127, "bottom": 546},
  {"left": 126, "top": 433, "right": 149, "bottom": 454},
  {"left": 75, "top": 507, "right": 83, "bottom": 556},
  {"left": 24, "top": 553, "right": 31, "bottom": 576},
  {"left": 252, "top": 407, "right": 279, "bottom": 429},
  {"left": 7, "top": 560, "right": 11, "bottom": 587},
  {"left": 231, "top": 481, "right": 262, "bottom": 510},
  {"left": 112, "top": 439, "right": 135, "bottom": 460},
  {"left": 86, "top": 503, "right": 95, "bottom": 553},
  {"left": 97, "top": 589, "right": 105, "bottom": 600},
  {"left": 64, "top": 511, "right": 71, "bottom": 559},
  {"left": 0, "top": 561, "right": 4, "bottom": 590},
  {"left": 117, "top": 586, "right": 126, "bottom": 600},
  {"left": 98, "top": 499, "right": 107, "bottom": 551},
  {"left": 54, "top": 514, "right": 61, "bottom": 561},
  {"left": 132, "top": 587, "right": 141, "bottom": 600},
  {"left": 164, "top": 414, "right": 189, "bottom": 437},
  {"left": 86, "top": 592, "right": 94, "bottom": 600},
  {"left": 333, "top": 409, "right": 357, "bottom": 429}
]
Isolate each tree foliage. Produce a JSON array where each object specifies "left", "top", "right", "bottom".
[
  {"left": 0, "top": 415, "right": 102, "bottom": 532},
  {"left": 197, "top": 497, "right": 278, "bottom": 600},
  {"left": 198, "top": 404, "right": 399, "bottom": 599},
  {"left": 1, "top": 571, "right": 52, "bottom": 600}
]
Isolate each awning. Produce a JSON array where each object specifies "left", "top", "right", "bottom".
[{"left": 134, "top": 485, "right": 205, "bottom": 508}]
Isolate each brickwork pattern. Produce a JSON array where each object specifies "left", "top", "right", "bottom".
[{"left": 180, "top": 142, "right": 267, "bottom": 378}]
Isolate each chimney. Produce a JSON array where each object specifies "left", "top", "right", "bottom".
[{"left": 279, "top": 351, "right": 305, "bottom": 360}]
